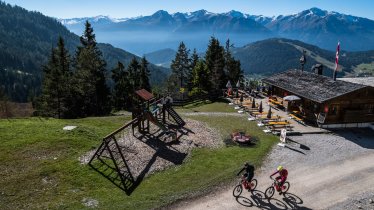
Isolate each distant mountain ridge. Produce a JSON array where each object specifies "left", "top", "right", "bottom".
[
  {"left": 60, "top": 8, "right": 374, "bottom": 54},
  {"left": 60, "top": 9, "right": 273, "bottom": 54},
  {"left": 264, "top": 7, "right": 374, "bottom": 51}
]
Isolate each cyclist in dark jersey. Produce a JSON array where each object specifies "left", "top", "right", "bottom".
[{"left": 237, "top": 162, "right": 255, "bottom": 182}]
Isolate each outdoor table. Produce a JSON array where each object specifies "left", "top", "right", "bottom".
[{"left": 268, "top": 121, "right": 290, "bottom": 125}]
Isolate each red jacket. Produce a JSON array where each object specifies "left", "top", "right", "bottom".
[{"left": 271, "top": 169, "right": 288, "bottom": 182}]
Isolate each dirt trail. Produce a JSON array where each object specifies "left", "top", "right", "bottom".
[
  {"left": 172, "top": 153, "right": 374, "bottom": 210},
  {"left": 171, "top": 132, "right": 374, "bottom": 210}
]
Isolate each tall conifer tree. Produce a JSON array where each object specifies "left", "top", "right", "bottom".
[
  {"left": 74, "top": 21, "right": 110, "bottom": 117},
  {"left": 112, "top": 61, "right": 132, "bottom": 110},
  {"left": 140, "top": 56, "right": 151, "bottom": 92},
  {"left": 225, "top": 39, "right": 243, "bottom": 85},
  {"left": 170, "top": 42, "right": 191, "bottom": 91},
  {"left": 188, "top": 48, "right": 199, "bottom": 91},
  {"left": 191, "top": 60, "right": 210, "bottom": 94},
  {"left": 205, "top": 37, "right": 225, "bottom": 92},
  {"left": 128, "top": 57, "right": 141, "bottom": 92},
  {"left": 40, "top": 37, "right": 71, "bottom": 118}
]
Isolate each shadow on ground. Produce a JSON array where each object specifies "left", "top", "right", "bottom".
[
  {"left": 235, "top": 189, "right": 312, "bottom": 210},
  {"left": 88, "top": 119, "right": 189, "bottom": 195},
  {"left": 330, "top": 128, "right": 374, "bottom": 149}
]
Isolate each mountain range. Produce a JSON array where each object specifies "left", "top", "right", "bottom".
[
  {"left": 60, "top": 8, "right": 374, "bottom": 54},
  {"left": 0, "top": 2, "right": 168, "bottom": 102}
]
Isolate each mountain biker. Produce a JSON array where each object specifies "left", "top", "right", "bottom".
[
  {"left": 270, "top": 165, "right": 288, "bottom": 194},
  {"left": 237, "top": 162, "right": 255, "bottom": 183}
]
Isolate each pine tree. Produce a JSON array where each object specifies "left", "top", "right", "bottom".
[
  {"left": 205, "top": 37, "right": 226, "bottom": 92},
  {"left": 128, "top": 57, "right": 141, "bottom": 92},
  {"left": 40, "top": 37, "right": 71, "bottom": 118},
  {"left": 225, "top": 39, "right": 244, "bottom": 86},
  {"left": 40, "top": 47, "right": 58, "bottom": 117},
  {"left": 188, "top": 48, "right": 199, "bottom": 91},
  {"left": 140, "top": 56, "right": 151, "bottom": 92},
  {"left": 112, "top": 61, "right": 132, "bottom": 110},
  {"left": 191, "top": 60, "right": 210, "bottom": 95},
  {"left": 170, "top": 42, "right": 191, "bottom": 92},
  {"left": 74, "top": 21, "right": 111, "bottom": 117}
]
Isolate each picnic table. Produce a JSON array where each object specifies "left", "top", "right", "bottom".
[
  {"left": 251, "top": 112, "right": 268, "bottom": 117},
  {"left": 268, "top": 121, "right": 290, "bottom": 126},
  {"left": 269, "top": 99, "right": 285, "bottom": 109},
  {"left": 289, "top": 112, "right": 306, "bottom": 125},
  {"left": 258, "top": 116, "right": 282, "bottom": 122}
]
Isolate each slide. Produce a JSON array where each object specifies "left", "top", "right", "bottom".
[
  {"left": 166, "top": 107, "right": 186, "bottom": 127},
  {"left": 144, "top": 111, "right": 168, "bottom": 132}
]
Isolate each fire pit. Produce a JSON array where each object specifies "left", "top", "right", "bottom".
[{"left": 231, "top": 131, "right": 251, "bottom": 144}]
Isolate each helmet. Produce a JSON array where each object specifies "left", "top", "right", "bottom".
[
  {"left": 244, "top": 162, "right": 250, "bottom": 167},
  {"left": 277, "top": 165, "right": 283, "bottom": 171}
]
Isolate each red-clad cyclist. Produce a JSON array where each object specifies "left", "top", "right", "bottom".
[{"left": 270, "top": 165, "right": 288, "bottom": 194}]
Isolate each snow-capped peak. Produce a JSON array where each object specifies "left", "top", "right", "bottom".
[{"left": 225, "top": 10, "right": 244, "bottom": 18}]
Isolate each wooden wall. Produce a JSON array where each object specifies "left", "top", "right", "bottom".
[{"left": 270, "top": 86, "right": 374, "bottom": 124}]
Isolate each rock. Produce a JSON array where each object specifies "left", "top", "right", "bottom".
[
  {"left": 82, "top": 198, "right": 99, "bottom": 208},
  {"left": 369, "top": 199, "right": 373, "bottom": 204}
]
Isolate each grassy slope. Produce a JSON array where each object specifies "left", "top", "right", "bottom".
[
  {"left": 174, "top": 100, "right": 237, "bottom": 113},
  {"left": 0, "top": 104, "right": 277, "bottom": 210},
  {"left": 352, "top": 62, "right": 374, "bottom": 76}
]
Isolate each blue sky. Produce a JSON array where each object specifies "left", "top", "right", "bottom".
[{"left": 4, "top": 0, "right": 374, "bottom": 20}]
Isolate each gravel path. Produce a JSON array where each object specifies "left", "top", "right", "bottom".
[
  {"left": 170, "top": 128, "right": 374, "bottom": 210},
  {"left": 181, "top": 112, "right": 243, "bottom": 116}
]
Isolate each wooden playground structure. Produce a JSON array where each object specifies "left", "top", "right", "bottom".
[{"left": 88, "top": 89, "right": 187, "bottom": 195}]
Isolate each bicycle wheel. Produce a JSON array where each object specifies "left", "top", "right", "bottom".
[
  {"left": 265, "top": 186, "right": 275, "bottom": 199},
  {"left": 281, "top": 181, "right": 290, "bottom": 193},
  {"left": 233, "top": 184, "right": 243, "bottom": 197},
  {"left": 249, "top": 179, "right": 258, "bottom": 191}
]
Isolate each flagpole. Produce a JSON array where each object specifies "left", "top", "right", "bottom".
[{"left": 333, "top": 42, "right": 340, "bottom": 81}]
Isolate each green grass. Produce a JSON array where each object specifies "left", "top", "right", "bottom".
[
  {"left": 175, "top": 99, "right": 236, "bottom": 113},
  {"left": 0, "top": 111, "right": 277, "bottom": 209},
  {"left": 353, "top": 62, "right": 374, "bottom": 76}
]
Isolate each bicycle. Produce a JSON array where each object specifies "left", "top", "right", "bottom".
[
  {"left": 264, "top": 177, "right": 290, "bottom": 199},
  {"left": 232, "top": 175, "right": 258, "bottom": 197}
]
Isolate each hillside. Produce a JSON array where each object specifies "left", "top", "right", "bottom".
[
  {"left": 232, "top": 38, "right": 374, "bottom": 76},
  {"left": 146, "top": 38, "right": 374, "bottom": 77},
  {"left": 144, "top": 48, "right": 176, "bottom": 68},
  {"left": 0, "top": 2, "right": 168, "bottom": 102}
]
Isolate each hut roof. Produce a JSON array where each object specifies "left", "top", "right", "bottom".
[
  {"left": 262, "top": 69, "right": 367, "bottom": 103},
  {"left": 135, "top": 89, "right": 154, "bottom": 101}
]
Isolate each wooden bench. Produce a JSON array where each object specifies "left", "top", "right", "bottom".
[
  {"left": 258, "top": 116, "right": 282, "bottom": 122},
  {"left": 268, "top": 121, "right": 290, "bottom": 126},
  {"left": 289, "top": 113, "right": 306, "bottom": 125}
]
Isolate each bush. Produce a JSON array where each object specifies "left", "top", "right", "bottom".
[{"left": 188, "top": 87, "right": 207, "bottom": 97}]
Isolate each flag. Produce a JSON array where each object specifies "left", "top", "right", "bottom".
[{"left": 334, "top": 42, "right": 340, "bottom": 71}]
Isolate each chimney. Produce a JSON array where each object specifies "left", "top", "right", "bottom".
[
  {"left": 299, "top": 50, "right": 306, "bottom": 72},
  {"left": 333, "top": 70, "right": 337, "bottom": 81},
  {"left": 313, "top": 64, "right": 323, "bottom": 75}
]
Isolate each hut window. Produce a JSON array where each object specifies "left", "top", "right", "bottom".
[
  {"left": 367, "top": 104, "right": 374, "bottom": 114},
  {"left": 329, "top": 105, "right": 338, "bottom": 115}
]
